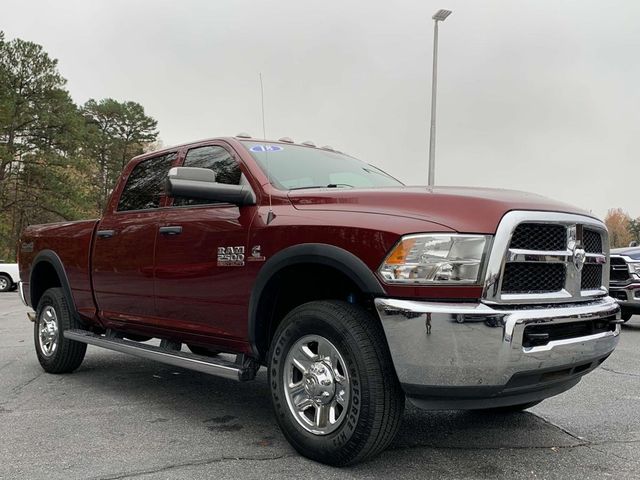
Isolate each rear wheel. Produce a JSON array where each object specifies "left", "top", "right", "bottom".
[
  {"left": 621, "top": 311, "right": 633, "bottom": 322},
  {"left": 0, "top": 274, "right": 11, "bottom": 292},
  {"left": 268, "top": 300, "right": 404, "bottom": 466},
  {"left": 34, "top": 288, "right": 87, "bottom": 373}
]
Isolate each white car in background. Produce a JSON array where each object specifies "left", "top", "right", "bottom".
[{"left": 0, "top": 262, "right": 19, "bottom": 292}]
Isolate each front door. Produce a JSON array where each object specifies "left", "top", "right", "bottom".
[{"left": 153, "top": 144, "right": 258, "bottom": 343}]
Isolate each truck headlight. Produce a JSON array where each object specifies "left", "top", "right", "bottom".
[
  {"left": 378, "top": 234, "right": 490, "bottom": 284},
  {"left": 628, "top": 262, "right": 640, "bottom": 275}
]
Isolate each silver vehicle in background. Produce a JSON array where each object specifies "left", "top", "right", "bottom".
[
  {"left": 609, "top": 247, "right": 640, "bottom": 321},
  {"left": 0, "top": 262, "right": 19, "bottom": 292}
]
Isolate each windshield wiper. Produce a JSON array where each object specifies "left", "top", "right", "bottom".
[{"left": 289, "top": 184, "right": 354, "bottom": 190}]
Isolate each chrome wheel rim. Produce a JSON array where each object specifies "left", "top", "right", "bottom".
[
  {"left": 0, "top": 277, "right": 8, "bottom": 290},
  {"left": 38, "top": 306, "right": 59, "bottom": 357},
  {"left": 283, "top": 335, "right": 350, "bottom": 435}
]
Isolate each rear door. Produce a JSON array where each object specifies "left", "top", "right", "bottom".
[
  {"left": 153, "top": 143, "right": 258, "bottom": 343},
  {"left": 92, "top": 152, "right": 177, "bottom": 328}
]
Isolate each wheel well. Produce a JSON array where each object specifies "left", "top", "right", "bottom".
[
  {"left": 253, "top": 263, "right": 371, "bottom": 362},
  {"left": 30, "top": 261, "right": 61, "bottom": 309}
]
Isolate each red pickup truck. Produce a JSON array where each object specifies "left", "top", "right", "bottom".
[{"left": 18, "top": 136, "right": 620, "bottom": 465}]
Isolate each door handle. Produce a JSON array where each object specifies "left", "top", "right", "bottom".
[
  {"left": 159, "top": 226, "right": 182, "bottom": 235},
  {"left": 96, "top": 230, "right": 115, "bottom": 239}
]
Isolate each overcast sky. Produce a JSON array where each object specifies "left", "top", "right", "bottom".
[{"left": 3, "top": 0, "right": 639, "bottom": 219}]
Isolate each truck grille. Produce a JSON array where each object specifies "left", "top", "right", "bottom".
[
  {"left": 610, "top": 257, "right": 630, "bottom": 282},
  {"left": 487, "top": 214, "right": 610, "bottom": 303},
  {"left": 502, "top": 263, "right": 566, "bottom": 294},
  {"left": 581, "top": 264, "right": 602, "bottom": 290},
  {"left": 584, "top": 229, "right": 603, "bottom": 253},
  {"left": 510, "top": 223, "right": 566, "bottom": 251}
]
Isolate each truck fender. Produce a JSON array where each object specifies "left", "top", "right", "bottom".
[
  {"left": 247, "top": 243, "right": 386, "bottom": 356},
  {"left": 29, "top": 250, "right": 77, "bottom": 318}
]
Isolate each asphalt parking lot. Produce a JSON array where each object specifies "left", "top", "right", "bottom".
[{"left": 1, "top": 292, "right": 639, "bottom": 480}]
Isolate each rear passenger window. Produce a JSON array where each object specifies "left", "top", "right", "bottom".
[
  {"left": 117, "top": 153, "right": 176, "bottom": 211},
  {"left": 173, "top": 146, "right": 241, "bottom": 206}
]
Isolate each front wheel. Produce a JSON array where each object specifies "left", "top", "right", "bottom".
[
  {"left": 268, "top": 300, "right": 404, "bottom": 466},
  {"left": 34, "top": 288, "right": 87, "bottom": 373}
]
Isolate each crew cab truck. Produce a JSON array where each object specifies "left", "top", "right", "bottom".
[
  {"left": 609, "top": 246, "right": 640, "bottom": 321},
  {"left": 18, "top": 136, "right": 621, "bottom": 466}
]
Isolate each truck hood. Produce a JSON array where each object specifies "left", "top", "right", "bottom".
[
  {"left": 611, "top": 247, "right": 640, "bottom": 259},
  {"left": 287, "top": 186, "right": 594, "bottom": 234}
]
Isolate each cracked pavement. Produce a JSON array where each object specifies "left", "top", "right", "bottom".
[{"left": 1, "top": 293, "right": 639, "bottom": 479}]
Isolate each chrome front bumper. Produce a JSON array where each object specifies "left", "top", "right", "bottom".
[
  {"left": 375, "top": 296, "right": 620, "bottom": 409},
  {"left": 609, "top": 282, "right": 640, "bottom": 310}
]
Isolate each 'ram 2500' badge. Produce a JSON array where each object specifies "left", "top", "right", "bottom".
[{"left": 217, "top": 246, "right": 245, "bottom": 266}]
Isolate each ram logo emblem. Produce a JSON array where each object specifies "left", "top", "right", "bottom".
[{"left": 572, "top": 247, "right": 586, "bottom": 272}]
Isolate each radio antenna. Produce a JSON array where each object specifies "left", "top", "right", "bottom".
[{"left": 260, "top": 72, "right": 275, "bottom": 224}]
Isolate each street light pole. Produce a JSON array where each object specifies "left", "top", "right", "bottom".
[{"left": 428, "top": 9, "right": 452, "bottom": 187}]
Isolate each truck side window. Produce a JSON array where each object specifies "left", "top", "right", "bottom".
[
  {"left": 117, "top": 153, "right": 177, "bottom": 212},
  {"left": 173, "top": 146, "right": 241, "bottom": 206}
]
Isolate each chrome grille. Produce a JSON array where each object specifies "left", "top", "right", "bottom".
[
  {"left": 502, "top": 263, "right": 566, "bottom": 293},
  {"left": 510, "top": 223, "right": 566, "bottom": 251},
  {"left": 581, "top": 264, "right": 602, "bottom": 290},
  {"left": 584, "top": 229, "right": 603, "bottom": 253},
  {"left": 482, "top": 212, "right": 610, "bottom": 304}
]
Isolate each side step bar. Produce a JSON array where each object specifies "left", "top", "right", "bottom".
[{"left": 64, "top": 329, "right": 257, "bottom": 381}]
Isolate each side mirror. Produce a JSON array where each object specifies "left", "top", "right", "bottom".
[{"left": 166, "top": 167, "right": 256, "bottom": 206}]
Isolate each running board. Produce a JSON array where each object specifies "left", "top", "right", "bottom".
[{"left": 64, "top": 329, "right": 257, "bottom": 381}]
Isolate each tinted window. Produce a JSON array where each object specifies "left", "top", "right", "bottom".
[
  {"left": 117, "top": 153, "right": 176, "bottom": 211},
  {"left": 173, "top": 146, "right": 241, "bottom": 206}
]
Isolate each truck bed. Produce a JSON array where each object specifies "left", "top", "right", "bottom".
[{"left": 19, "top": 219, "right": 99, "bottom": 320}]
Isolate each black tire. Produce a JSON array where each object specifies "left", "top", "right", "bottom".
[
  {"left": 34, "top": 287, "right": 87, "bottom": 373},
  {"left": 0, "top": 274, "right": 11, "bottom": 292},
  {"left": 621, "top": 311, "right": 633, "bottom": 322},
  {"left": 476, "top": 400, "right": 542, "bottom": 413},
  {"left": 187, "top": 344, "right": 220, "bottom": 357},
  {"left": 268, "top": 300, "right": 404, "bottom": 466}
]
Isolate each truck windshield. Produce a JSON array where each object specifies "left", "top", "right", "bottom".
[{"left": 241, "top": 141, "right": 403, "bottom": 190}]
